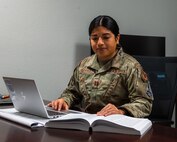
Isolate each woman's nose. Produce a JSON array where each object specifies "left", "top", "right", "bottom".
[{"left": 97, "top": 37, "right": 104, "bottom": 45}]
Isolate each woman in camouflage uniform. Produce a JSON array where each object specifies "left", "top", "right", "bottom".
[{"left": 48, "top": 15, "right": 153, "bottom": 118}]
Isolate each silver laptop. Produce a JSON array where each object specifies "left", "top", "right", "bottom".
[{"left": 3, "top": 77, "right": 78, "bottom": 119}]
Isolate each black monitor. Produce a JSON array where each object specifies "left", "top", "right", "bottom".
[{"left": 120, "top": 34, "right": 165, "bottom": 56}]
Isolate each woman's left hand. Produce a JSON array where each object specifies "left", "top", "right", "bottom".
[{"left": 97, "top": 103, "right": 126, "bottom": 116}]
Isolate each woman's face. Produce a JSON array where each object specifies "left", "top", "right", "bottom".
[{"left": 90, "top": 26, "right": 120, "bottom": 61}]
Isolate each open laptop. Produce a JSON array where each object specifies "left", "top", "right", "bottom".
[{"left": 3, "top": 77, "right": 79, "bottom": 119}]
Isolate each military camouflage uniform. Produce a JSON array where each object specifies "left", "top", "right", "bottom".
[{"left": 60, "top": 48, "right": 153, "bottom": 118}]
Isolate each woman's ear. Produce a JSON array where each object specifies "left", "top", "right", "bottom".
[{"left": 116, "top": 34, "right": 120, "bottom": 44}]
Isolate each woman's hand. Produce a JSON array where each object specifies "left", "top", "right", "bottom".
[
  {"left": 47, "top": 98, "right": 69, "bottom": 111},
  {"left": 97, "top": 103, "right": 126, "bottom": 116}
]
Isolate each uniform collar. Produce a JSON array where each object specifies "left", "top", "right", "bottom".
[
  {"left": 111, "top": 47, "right": 124, "bottom": 68},
  {"left": 86, "top": 47, "right": 125, "bottom": 71}
]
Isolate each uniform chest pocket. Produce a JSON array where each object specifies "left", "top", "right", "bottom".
[
  {"left": 79, "top": 70, "right": 126, "bottom": 96},
  {"left": 103, "top": 72, "right": 127, "bottom": 98},
  {"left": 79, "top": 72, "right": 115, "bottom": 94},
  {"left": 78, "top": 73, "right": 94, "bottom": 96},
  {"left": 99, "top": 73, "right": 119, "bottom": 90}
]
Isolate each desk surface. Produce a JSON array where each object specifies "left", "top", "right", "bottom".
[{"left": 0, "top": 106, "right": 177, "bottom": 142}]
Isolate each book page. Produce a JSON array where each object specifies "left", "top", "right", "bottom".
[
  {"left": 91, "top": 114, "right": 152, "bottom": 135},
  {"left": 50, "top": 113, "right": 105, "bottom": 125},
  {"left": 94, "top": 114, "right": 148, "bottom": 128},
  {"left": 45, "top": 113, "right": 105, "bottom": 131}
]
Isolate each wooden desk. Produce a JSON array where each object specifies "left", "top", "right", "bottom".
[{"left": 0, "top": 112, "right": 177, "bottom": 142}]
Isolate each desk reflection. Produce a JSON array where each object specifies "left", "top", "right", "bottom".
[
  {"left": 42, "top": 128, "right": 153, "bottom": 142},
  {"left": 0, "top": 118, "right": 44, "bottom": 142},
  {"left": 43, "top": 128, "right": 91, "bottom": 142}
]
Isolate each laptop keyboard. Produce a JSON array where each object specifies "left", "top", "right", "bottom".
[
  {"left": 46, "top": 109, "right": 67, "bottom": 117},
  {"left": 45, "top": 106, "right": 81, "bottom": 117}
]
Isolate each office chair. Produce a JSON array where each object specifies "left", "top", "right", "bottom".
[{"left": 134, "top": 56, "right": 177, "bottom": 127}]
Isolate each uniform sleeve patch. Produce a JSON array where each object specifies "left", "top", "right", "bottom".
[{"left": 141, "top": 70, "right": 148, "bottom": 82}]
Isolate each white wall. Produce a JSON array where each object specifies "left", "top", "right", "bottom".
[{"left": 0, "top": 0, "right": 177, "bottom": 101}]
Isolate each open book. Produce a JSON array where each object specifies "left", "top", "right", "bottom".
[
  {"left": 0, "top": 108, "right": 152, "bottom": 135},
  {"left": 45, "top": 113, "right": 152, "bottom": 135}
]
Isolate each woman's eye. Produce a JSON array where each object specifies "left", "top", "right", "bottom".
[
  {"left": 91, "top": 37, "right": 98, "bottom": 41},
  {"left": 91, "top": 35, "right": 110, "bottom": 41},
  {"left": 102, "top": 36, "right": 110, "bottom": 40}
]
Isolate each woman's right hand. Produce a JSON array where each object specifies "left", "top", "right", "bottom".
[{"left": 47, "top": 98, "right": 69, "bottom": 111}]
